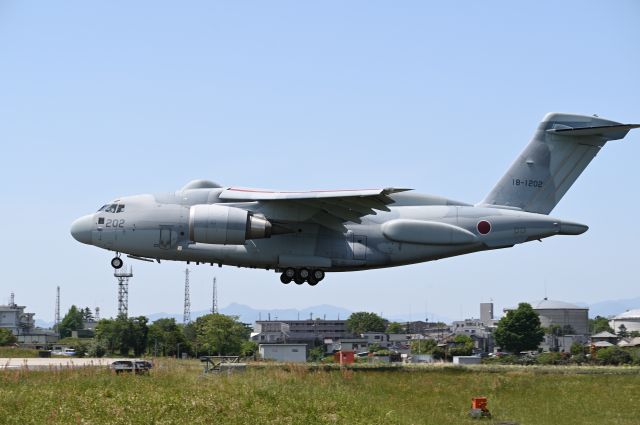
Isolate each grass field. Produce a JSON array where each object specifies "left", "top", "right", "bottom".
[{"left": 1, "top": 360, "right": 639, "bottom": 424}]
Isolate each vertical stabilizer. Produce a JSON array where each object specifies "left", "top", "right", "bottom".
[{"left": 479, "top": 113, "right": 638, "bottom": 214}]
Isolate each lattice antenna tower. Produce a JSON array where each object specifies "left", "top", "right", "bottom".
[
  {"left": 9, "top": 292, "right": 15, "bottom": 307},
  {"left": 211, "top": 277, "right": 218, "bottom": 314},
  {"left": 95, "top": 306, "right": 100, "bottom": 321},
  {"left": 55, "top": 286, "right": 60, "bottom": 331},
  {"left": 183, "top": 268, "right": 191, "bottom": 324},
  {"left": 114, "top": 266, "right": 133, "bottom": 317}
]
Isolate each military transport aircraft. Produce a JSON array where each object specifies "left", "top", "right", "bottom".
[{"left": 71, "top": 113, "right": 638, "bottom": 286}]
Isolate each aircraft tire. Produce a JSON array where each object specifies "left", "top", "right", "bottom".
[
  {"left": 307, "top": 276, "right": 319, "bottom": 286},
  {"left": 111, "top": 257, "right": 123, "bottom": 269},
  {"left": 284, "top": 268, "right": 296, "bottom": 279},
  {"left": 294, "top": 277, "right": 305, "bottom": 285},
  {"left": 280, "top": 274, "right": 292, "bottom": 284},
  {"left": 299, "top": 268, "right": 310, "bottom": 279},
  {"left": 312, "top": 270, "right": 325, "bottom": 281}
]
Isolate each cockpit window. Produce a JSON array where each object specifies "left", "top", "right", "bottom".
[{"left": 100, "top": 204, "right": 125, "bottom": 213}]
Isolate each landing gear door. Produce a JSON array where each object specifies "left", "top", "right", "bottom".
[
  {"left": 159, "top": 226, "right": 177, "bottom": 250},
  {"left": 351, "top": 234, "right": 367, "bottom": 260}
]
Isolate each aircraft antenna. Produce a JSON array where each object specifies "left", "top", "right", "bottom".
[
  {"left": 114, "top": 266, "right": 133, "bottom": 318},
  {"left": 183, "top": 268, "right": 191, "bottom": 324},
  {"left": 211, "top": 277, "right": 218, "bottom": 314},
  {"left": 54, "top": 286, "right": 60, "bottom": 332}
]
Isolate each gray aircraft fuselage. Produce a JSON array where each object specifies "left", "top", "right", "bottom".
[{"left": 70, "top": 113, "right": 638, "bottom": 285}]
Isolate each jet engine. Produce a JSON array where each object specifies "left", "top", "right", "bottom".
[{"left": 188, "top": 204, "right": 272, "bottom": 245}]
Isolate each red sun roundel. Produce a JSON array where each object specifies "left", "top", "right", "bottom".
[{"left": 477, "top": 220, "right": 491, "bottom": 235}]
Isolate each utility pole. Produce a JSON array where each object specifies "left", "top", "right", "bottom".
[
  {"left": 183, "top": 268, "right": 191, "bottom": 324},
  {"left": 55, "top": 286, "right": 60, "bottom": 331},
  {"left": 211, "top": 277, "right": 218, "bottom": 314}
]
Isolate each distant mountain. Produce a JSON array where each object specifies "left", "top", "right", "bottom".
[
  {"left": 586, "top": 296, "right": 640, "bottom": 318},
  {"left": 35, "top": 319, "right": 54, "bottom": 329},
  {"left": 147, "top": 303, "right": 353, "bottom": 325}
]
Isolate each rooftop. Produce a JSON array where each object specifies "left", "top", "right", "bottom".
[
  {"left": 532, "top": 298, "right": 586, "bottom": 310},
  {"left": 612, "top": 309, "right": 640, "bottom": 320}
]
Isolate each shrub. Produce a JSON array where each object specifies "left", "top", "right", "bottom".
[
  {"left": 536, "top": 352, "right": 569, "bottom": 365},
  {"left": 596, "top": 346, "right": 632, "bottom": 365}
]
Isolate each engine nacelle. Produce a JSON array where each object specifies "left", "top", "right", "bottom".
[{"left": 188, "top": 204, "right": 272, "bottom": 245}]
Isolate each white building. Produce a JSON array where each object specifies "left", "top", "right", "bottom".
[
  {"left": 259, "top": 344, "right": 307, "bottom": 363},
  {"left": 609, "top": 309, "right": 640, "bottom": 334}
]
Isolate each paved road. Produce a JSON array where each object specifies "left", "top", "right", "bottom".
[{"left": 0, "top": 358, "right": 130, "bottom": 370}]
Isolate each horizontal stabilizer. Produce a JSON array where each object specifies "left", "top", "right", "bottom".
[{"left": 547, "top": 124, "right": 640, "bottom": 140}]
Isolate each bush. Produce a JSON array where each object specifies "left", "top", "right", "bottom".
[
  {"left": 0, "top": 329, "right": 17, "bottom": 346},
  {"left": 596, "top": 346, "right": 632, "bottom": 365},
  {"left": 87, "top": 339, "right": 107, "bottom": 358},
  {"left": 536, "top": 352, "right": 569, "bottom": 365}
]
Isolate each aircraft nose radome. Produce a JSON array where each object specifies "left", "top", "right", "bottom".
[{"left": 70, "top": 215, "right": 93, "bottom": 244}]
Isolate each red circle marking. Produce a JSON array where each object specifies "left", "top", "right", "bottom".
[{"left": 477, "top": 220, "right": 491, "bottom": 235}]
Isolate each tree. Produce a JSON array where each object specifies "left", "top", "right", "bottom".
[
  {"left": 82, "top": 307, "right": 94, "bottom": 322},
  {"left": 58, "top": 305, "right": 85, "bottom": 338},
  {"left": 94, "top": 315, "right": 149, "bottom": 356},
  {"left": 148, "top": 318, "right": 187, "bottom": 356},
  {"left": 0, "top": 328, "right": 17, "bottom": 346},
  {"left": 386, "top": 322, "right": 404, "bottom": 334},
  {"left": 617, "top": 324, "right": 629, "bottom": 338},
  {"left": 127, "top": 316, "right": 149, "bottom": 356},
  {"left": 589, "top": 316, "right": 614, "bottom": 334},
  {"left": 346, "top": 312, "right": 387, "bottom": 335},
  {"left": 308, "top": 346, "right": 325, "bottom": 362},
  {"left": 194, "top": 314, "right": 250, "bottom": 356},
  {"left": 494, "top": 303, "right": 544, "bottom": 354},
  {"left": 240, "top": 340, "right": 258, "bottom": 357},
  {"left": 410, "top": 338, "right": 437, "bottom": 354},
  {"left": 449, "top": 334, "right": 474, "bottom": 357}
]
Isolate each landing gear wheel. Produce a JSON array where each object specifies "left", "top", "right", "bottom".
[
  {"left": 294, "top": 277, "right": 305, "bottom": 285},
  {"left": 111, "top": 257, "right": 123, "bottom": 269},
  {"left": 299, "top": 268, "right": 310, "bottom": 280},
  {"left": 307, "top": 276, "right": 319, "bottom": 286},
  {"left": 312, "top": 270, "right": 325, "bottom": 281},
  {"left": 280, "top": 273, "right": 292, "bottom": 284},
  {"left": 284, "top": 268, "right": 296, "bottom": 279}
]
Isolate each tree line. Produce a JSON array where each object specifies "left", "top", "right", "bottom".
[{"left": 56, "top": 305, "right": 257, "bottom": 358}]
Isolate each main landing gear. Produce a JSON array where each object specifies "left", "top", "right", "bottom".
[
  {"left": 280, "top": 268, "right": 325, "bottom": 286},
  {"left": 111, "top": 254, "right": 123, "bottom": 269}
]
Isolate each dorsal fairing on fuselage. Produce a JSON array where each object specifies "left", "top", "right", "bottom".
[{"left": 387, "top": 192, "right": 471, "bottom": 207}]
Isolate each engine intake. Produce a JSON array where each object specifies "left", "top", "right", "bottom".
[{"left": 189, "top": 204, "right": 272, "bottom": 245}]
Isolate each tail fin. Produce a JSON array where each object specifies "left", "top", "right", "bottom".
[{"left": 479, "top": 113, "right": 639, "bottom": 214}]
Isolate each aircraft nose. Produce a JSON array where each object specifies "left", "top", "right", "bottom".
[{"left": 70, "top": 215, "right": 94, "bottom": 244}]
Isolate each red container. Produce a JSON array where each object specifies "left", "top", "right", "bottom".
[
  {"left": 471, "top": 397, "right": 488, "bottom": 411},
  {"left": 334, "top": 351, "right": 355, "bottom": 364}
]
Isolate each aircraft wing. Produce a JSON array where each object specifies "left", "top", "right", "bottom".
[{"left": 219, "top": 187, "right": 411, "bottom": 231}]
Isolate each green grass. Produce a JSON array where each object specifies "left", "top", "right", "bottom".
[
  {"left": 1, "top": 360, "right": 639, "bottom": 424},
  {"left": 0, "top": 347, "right": 40, "bottom": 358}
]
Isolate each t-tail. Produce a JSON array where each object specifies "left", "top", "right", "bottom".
[{"left": 479, "top": 113, "right": 639, "bottom": 214}]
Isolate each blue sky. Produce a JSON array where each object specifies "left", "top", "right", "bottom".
[{"left": 1, "top": 1, "right": 639, "bottom": 322}]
